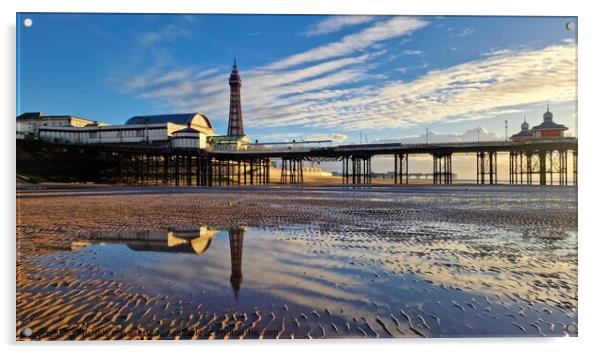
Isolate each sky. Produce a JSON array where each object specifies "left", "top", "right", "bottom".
[{"left": 16, "top": 13, "right": 577, "bottom": 179}]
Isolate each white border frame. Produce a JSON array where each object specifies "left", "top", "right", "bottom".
[{"left": 3, "top": 1, "right": 600, "bottom": 354}]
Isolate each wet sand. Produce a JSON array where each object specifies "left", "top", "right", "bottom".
[{"left": 16, "top": 185, "right": 577, "bottom": 340}]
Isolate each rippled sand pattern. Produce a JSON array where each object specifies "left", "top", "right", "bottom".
[{"left": 16, "top": 186, "right": 577, "bottom": 340}]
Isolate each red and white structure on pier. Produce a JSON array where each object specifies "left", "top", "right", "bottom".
[{"left": 511, "top": 106, "right": 569, "bottom": 142}]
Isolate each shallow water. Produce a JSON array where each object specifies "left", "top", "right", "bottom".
[{"left": 28, "top": 221, "right": 577, "bottom": 339}]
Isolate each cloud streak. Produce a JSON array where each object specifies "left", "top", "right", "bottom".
[
  {"left": 115, "top": 19, "right": 576, "bottom": 138},
  {"left": 139, "top": 24, "right": 190, "bottom": 46},
  {"left": 304, "top": 16, "right": 376, "bottom": 36},
  {"left": 267, "top": 17, "right": 428, "bottom": 70}
]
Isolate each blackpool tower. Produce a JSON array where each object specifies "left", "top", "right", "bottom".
[{"left": 227, "top": 59, "right": 244, "bottom": 136}]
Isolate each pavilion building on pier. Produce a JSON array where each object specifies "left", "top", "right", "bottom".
[
  {"left": 510, "top": 107, "right": 569, "bottom": 142},
  {"left": 17, "top": 112, "right": 216, "bottom": 148}
]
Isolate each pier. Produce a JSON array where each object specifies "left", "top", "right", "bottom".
[
  {"left": 17, "top": 137, "right": 577, "bottom": 187},
  {"left": 17, "top": 62, "right": 577, "bottom": 188}
]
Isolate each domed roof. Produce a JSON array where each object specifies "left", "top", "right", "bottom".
[
  {"left": 125, "top": 113, "right": 213, "bottom": 130},
  {"left": 543, "top": 106, "right": 553, "bottom": 121},
  {"left": 531, "top": 106, "right": 568, "bottom": 131},
  {"left": 521, "top": 116, "right": 529, "bottom": 131},
  {"left": 511, "top": 130, "right": 533, "bottom": 138}
]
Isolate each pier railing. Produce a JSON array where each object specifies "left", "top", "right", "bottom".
[{"left": 242, "top": 140, "right": 333, "bottom": 152}]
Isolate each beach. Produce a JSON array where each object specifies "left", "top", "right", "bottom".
[{"left": 16, "top": 185, "right": 578, "bottom": 339}]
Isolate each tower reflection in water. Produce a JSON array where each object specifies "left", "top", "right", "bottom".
[
  {"left": 228, "top": 227, "right": 244, "bottom": 299},
  {"left": 73, "top": 226, "right": 246, "bottom": 299}
]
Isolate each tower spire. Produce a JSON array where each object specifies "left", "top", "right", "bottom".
[{"left": 227, "top": 60, "right": 244, "bottom": 136}]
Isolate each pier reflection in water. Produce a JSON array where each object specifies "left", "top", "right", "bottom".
[
  {"left": 72, "top": 226, "right": 246, "bottom": 299},
  {"left": 59, "top": 224, "right": 577, "bottom": 338}
]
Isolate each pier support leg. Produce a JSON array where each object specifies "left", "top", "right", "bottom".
[
  {"left": 539, "top": 149, "right": 570, "bottom": 186},
  {"left": 394, "top": 154, "right": 398, "bottom": 184},
  {"left": 509, "top": 151, "right": 515, "bottom": 184},
  {"left": 525, "top": 152, "right": 536, "bottom": 185},
  {"left": 539, "top": 151, "right": 547, "bottom": 186},
  {"left": 573, "top": 150, "right": 578, "bottom": 186},
  {"left": 266, "top": 158, "right": 270, "bottom": 185},
  {"left": 185, "top": 156, "right": 190, "bottom": 187},
  {"left": 140, "top": 154, "right": 145, "bottom": 186},
  {"left": 476, "top": 151, "right": 496, "bottom": 184},
  {"left": 434, "top": 154, "right": 452, "bottom": 184},
  {"left": 249, "top": 159, "right": 254, "bottom": 185},
  {"left": 510, "top": 150, "right": 527, "bottom": 185},
  {"left": 197, "top": 157, "right": 201, "bottom": 187},
  {"left": 280, "top": 158, "right": 303, "bottom": 184},
  {"left": 342, "top": 157, "right": 350, "bottom": 185},
  {"left": 396, "top": 153, "right": 408, "bottom": 184},
  {"left": 174, "top": 155, "right": 180, "bottom": 186},
  {"left": 349, "top": 156, "right": 371, "bottom": 185},
  {"left": 280, "top": 159, "right": 286, "bottom": 184}
]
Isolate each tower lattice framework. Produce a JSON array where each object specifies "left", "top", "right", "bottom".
[{"left": 227, "top": 60, "right": 244, "bottom": 136}]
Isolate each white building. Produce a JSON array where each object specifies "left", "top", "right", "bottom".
[
  {"left": 18, "top": 112, "right": 216, "bottom": 148},
  {"left": 172, "top": 126, "right": 209, "bottom": 149},
  {"left": 16, "top": 112, "right": 103, "bottom": 140}
]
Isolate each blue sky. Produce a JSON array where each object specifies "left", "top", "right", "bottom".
[{"left": 17, "top": 14, "right": 577, "bottom": 144}]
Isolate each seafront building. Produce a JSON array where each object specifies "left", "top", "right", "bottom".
[
  {"left": 16, "top": 112, "right": 106, "bottom": 140},
  {"left": 16, "top": 61, "right": 247, "bottom": 151},
  {"left": 19, "top": 113, "right": 216, "bottom": 148}
]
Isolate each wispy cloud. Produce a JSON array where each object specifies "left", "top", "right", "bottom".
[
  {"left": 368, "top": 42, "right": 576, "bottom": 129},
  {"left": 115, "top": 18, "right": 575, "bottom": 138},
  {"left": 401, "top": 49, "right": 423, "bottom": 56},
  {"left": 124, "top": 68, "right": 214, "bottom": 90},
  {"left": 256, "top": 132, "right": 348, "bottom": 144},
  {"left": 138, "top": 24, "right": 191, "bottom": 46},
  {"left": 182, "top": 15, "right": 198, "bottom": 23},
  {"left": 458, "top": 27, "right": 475, "bottom": 37},
  {"left": 134, "top": 52, "right": 378, "bottom": 113},
  {"left": 304, "top": 16, "right": 376, "bottom": 36},
  {"left": 268, "top": 17, "right": 428, "bottom": 70}
]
